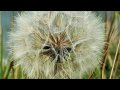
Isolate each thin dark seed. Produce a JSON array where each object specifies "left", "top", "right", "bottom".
[
  {"left": 66, "top": 47, "right": 71, "bottom": 52},
  {"left": 56, "top": 55, "right": 61, "bottom": 63},
  {"left": 43, "top": 46, "right": 51, "bottom": 49},
  {"left": 54, "top": 63, "right": 62, "bottom": 75}
]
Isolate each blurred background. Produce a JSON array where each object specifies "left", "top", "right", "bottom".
[{"left": 0, "top": 11, "right": 120, "bottom": 79}]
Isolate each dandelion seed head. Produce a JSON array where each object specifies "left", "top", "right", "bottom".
[{"left": 8, "top": 11, "right": 105, "bottom": 79}]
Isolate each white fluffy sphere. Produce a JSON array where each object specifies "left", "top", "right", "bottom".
[{"left": 8, "top": 11, "right": 105, "bottom": 79}]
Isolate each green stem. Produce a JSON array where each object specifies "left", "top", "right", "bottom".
[
  {"left": 3, "top": 55, "right": 13, "bottom": 79},
  {"left": 10, "top": 11, "right": 15, "bottom": 79},
  {"left": 110, "top": 39, "right": 120, "bottom": 79}
]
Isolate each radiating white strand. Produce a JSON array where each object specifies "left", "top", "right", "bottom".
[{"left": 8, "top": 11, "right": 105, "bottom": 79}]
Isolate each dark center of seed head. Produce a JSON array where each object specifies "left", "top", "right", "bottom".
[{"left": 43, "top": 44, "right": 72, "bottom": 63}]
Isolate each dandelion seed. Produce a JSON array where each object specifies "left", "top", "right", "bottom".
[{"left": 8, "top": 11, "right": 105, "bottom": 79}]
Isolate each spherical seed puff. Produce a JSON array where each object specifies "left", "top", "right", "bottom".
[{"left": 8, "top": 11, "right": 105, "bottom": 79}]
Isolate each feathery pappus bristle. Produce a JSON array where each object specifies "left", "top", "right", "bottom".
[{"left": 8, "top": 11, "right": 105, "bottom": 79}]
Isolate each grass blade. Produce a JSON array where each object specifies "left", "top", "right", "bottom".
[
  {"left": 110, "top": 38, "right": 120, "bottom": 79},
  {"left": 0, "top": 11, "right": 3, "bottom": 79}
]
